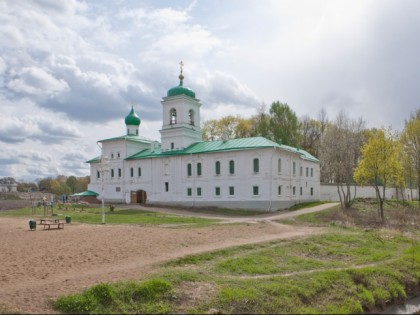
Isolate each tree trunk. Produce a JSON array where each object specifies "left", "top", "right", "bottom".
[{"left": 337, "top": 184, "right": 344, "bottom": 210}]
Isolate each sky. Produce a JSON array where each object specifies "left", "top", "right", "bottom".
[{"left": 1, "top": 0, "right": 419, "bottom": 182}]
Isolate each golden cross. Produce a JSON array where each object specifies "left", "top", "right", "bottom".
[{"left": 180, "top": 61, "right": 184, "bottom": 75}]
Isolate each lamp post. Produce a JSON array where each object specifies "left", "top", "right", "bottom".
[{"left": 100, "top": 155, "right": 109, "bottom": 224}]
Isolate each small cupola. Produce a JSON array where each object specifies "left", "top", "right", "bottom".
[
  {"left": 167, "top": 61, "right": 196, "bottom": 98},
  {"left": 125, "top": 106, "right": 141, "bottom": 135}
]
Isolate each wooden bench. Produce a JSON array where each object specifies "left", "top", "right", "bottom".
[{"left": 38, "top": 219, "right": 64, "bottom": 230}]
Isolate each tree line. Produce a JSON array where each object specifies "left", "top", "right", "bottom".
[
  {"left": 202, "top": 101, "right": 420, "bottom": 219},
  {"left": 17, "top": 175, "right": 90, "bottom": 196}
]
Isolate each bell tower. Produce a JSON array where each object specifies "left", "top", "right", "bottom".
[{"left": 159, "top": 62, "right": 202, "bottom": 151}]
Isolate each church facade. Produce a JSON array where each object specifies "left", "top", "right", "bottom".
[{"left": 87, "top": 69, "right": 320, "bottom": 210}]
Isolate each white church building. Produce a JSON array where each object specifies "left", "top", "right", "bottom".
[{"left": 87, "top": 67, "right": 320, "bottom": 211}]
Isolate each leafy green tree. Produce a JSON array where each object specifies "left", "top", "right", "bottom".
[
  {"left": 66, "top": 176, "right": 78, "bottom": 195},
  {"left": 75, "top": 176, "right": 90, "bottom": 193},
  {"left": 17, "top": 181, "right": 38, "bottom": 192},
  {"left": 50, "top": 179, "right": 71, "bottom": 196},
  {"left": 253, "top": 104, "right": 271, "bottom": 139},
  {"left": 354, "top": 128, "right": 403, "bottom": 221},
  {"left": 269, "top": 101, "right": 301, "bottom": 146},
  {"left": 38, "top": 177, "right": 53, "bottom": 192},
  {"left": 201, "top": 119, "right": 219, "bottom": 141},
  {"left": 400, "top": 110, "right": 420, "bottom": 206}
]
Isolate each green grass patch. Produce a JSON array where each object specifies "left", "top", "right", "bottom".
[
  {"left": 54, "top": 279, "right": 174, "bottom": 314},
  {"left": 0, "top": 206, "right": 219, "bottom": 227},
  {"left": 54, "top": 229, "right": 420, "bottom": 314}
]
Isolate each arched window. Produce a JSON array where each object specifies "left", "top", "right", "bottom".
[
  {"left": 197, "top": 162, "right": 202, "bottom": 176},
  {"left": 253, "top": 158, "right": 259, "bottom": 173},
  {"left": 215, "top": 161, "right": 221, "bottom": 175},
  {"left": 187, "top": 163, "right": 192, "bottom": 176},
  {"left": 189, "top": 109, "right": 194, "bottom": 126},
  {"left": 229, "top": 160, "right": 235, "bottom": 175},
  {"left": 170, "top": 108, "right": 177, "bottom": 124}
]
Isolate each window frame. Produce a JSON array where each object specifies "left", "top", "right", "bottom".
[
  {"left": 253, "top": 158, "right": 259, "bottom": 173},
  {"left": 229, "top": 160, "right": 235, "bottom": 175},
  {"left": 197, "top": 162, "right": 202, "bottom": 176},
  {"left": 215, "top": 161, "right": 221, "bottom": 175}
]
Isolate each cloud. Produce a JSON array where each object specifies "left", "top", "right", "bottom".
[
  {"left": 0, "top": 115, "right": 81, "bottom": 144},
  {"left": 7, "top": 66, "right": 69, "bottom": 97}
]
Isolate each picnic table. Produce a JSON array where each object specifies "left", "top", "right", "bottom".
[{"left": 38, "top": 219, "right": 64, "bottom": 230}]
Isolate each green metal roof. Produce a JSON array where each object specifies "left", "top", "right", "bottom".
[
  {"left": 126, "top": 137, "right": 319, "bottom": 162},
  {"left": 98, "top": 135, "right": 154, "bottom": 143},
  {"left": 86, "top": 156, "right": 100, "bottom": 164},
  {"left": 72, "top": 190, "right": 99, "bottom": 197}
]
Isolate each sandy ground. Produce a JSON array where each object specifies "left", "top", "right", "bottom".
[{"left": 0, "top": 204, "right": 337, "bottom": 314}]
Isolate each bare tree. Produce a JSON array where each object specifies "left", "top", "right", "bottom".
[{"left": 320, "top": 111, "right": 365, "bottom": 209}]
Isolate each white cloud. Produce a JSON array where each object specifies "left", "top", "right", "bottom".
[{"left": 7, "top": 66, "right": 69, "bottom": 96}]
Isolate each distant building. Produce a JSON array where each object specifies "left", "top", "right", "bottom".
[
  {"left": 0, "top": 177, "right": 18, "bottom": 193},
  {"left": 87, "top": 66, "right": 320, "bottom": 210}
]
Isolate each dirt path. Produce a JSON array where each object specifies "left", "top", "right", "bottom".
[{"left": 0, "top": 203, "right": 337, "bottom": 314}]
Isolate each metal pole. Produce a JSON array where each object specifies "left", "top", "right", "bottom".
[{"left": 101, "top": 159, "right": 106, "bottom": 224}]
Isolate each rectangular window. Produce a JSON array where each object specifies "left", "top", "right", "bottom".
[
  {"left": 138, "top": 167, "right": 141, "bottom": 177},
  {"left": 197, "top": 162, "right": 202, "bottom": 176},
  {"left": 300, "top": 187, "right": 303, "bottom": 195},
  {"left": 171, "top": 142, "right": 174, "bottom": 149},
  {"left": 229, "top": 186, "right": 235, "bottom": 196},
  {"left": 215, "top": 161, "right": 221, "bottom": 175},
  {"left": 111, "top": 169, "right": 114, "bottom": 178},
  {"left": 97, "top": 171, "right": 100, "bottom": 179},
  {"left": 300, "top": 166, "right": 302, "bottom": 176},
  {"left": 278, "top": 185, "right": 282, "bottom": 196},
  {"left": 278, "top": 158, "right": 282, "bottom": 173},
  {"left": 215, "top": 187, "right": 220, "bottom": 196},
  {"left": 165, "top": 182, "right": 169, "bottom": 192},
  {"left": 293, "top": 162, "right": 296, "bottom": 175},
  {"left": 293, "top": 186, "right": 296, "bottom": 195},
  {"left": 187, "top": 163, "right": 192, "bottom": 177},
  {"left": 197, "top": 187, "right": 202, "bottom": 196},
  {"left": 187, "top": 188, "right": 192, "bottom": 196},
  {"left": 116, "top": 187, "right": 121, "bottom": 192},
  {"left": 253, "top": 158, "right": 259, "bottom": 173},
  {"left": 130, "top": 167, "right": 134, "bottom": 177},
  {"left": 311, "top": 168, "right": 313, "bottom": 177},
  {"left": 118, "top": 168, "right": 122, "bottom": 177},
  {"left": 253, "top": 186, "right": 259, "bottom": 196},
  {"left": 229, "top": 160, "right": 235, "bottom": 175},
  {"left": 310, "top": 187, "right": 314, "bottom": 196}
]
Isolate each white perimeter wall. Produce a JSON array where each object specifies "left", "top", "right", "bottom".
[{"left": 320, "top": 184, "right": 419, "bottom": 201}]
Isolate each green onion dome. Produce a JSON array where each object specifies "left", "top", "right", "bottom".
[
  {"left": 167, "top": 82, "right": 196, "bottom": 98},
  {"left": 125, "top": 106, "right": 141, "bottom": 126},
  {"left": 167, "top": 64, "right": 195, "bottom": 98}
]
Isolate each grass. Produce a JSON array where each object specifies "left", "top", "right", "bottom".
[
  {"left": 53, "top": 226, "right": 420, "bottom": 314},
  {"left": 0, "top": 206, "right": 219, "bottom": 227}
]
